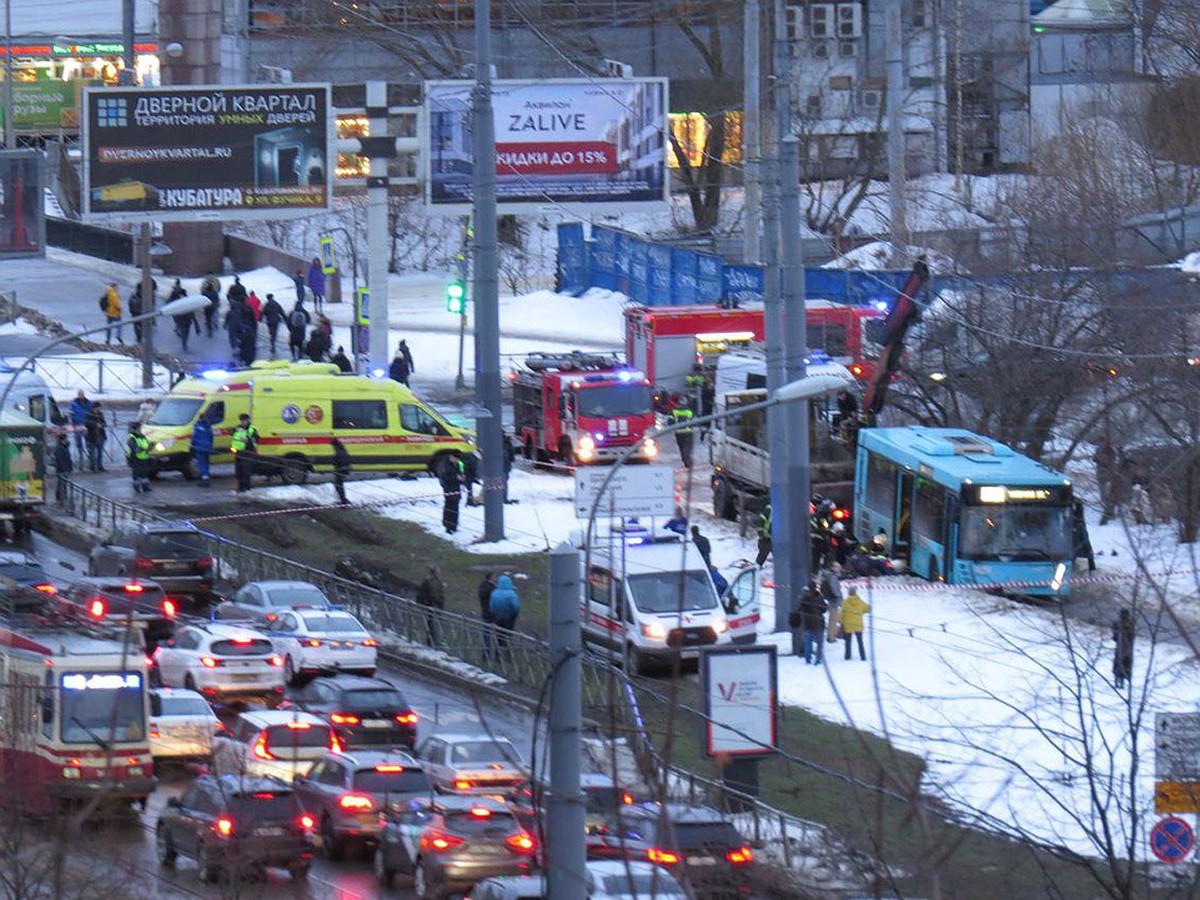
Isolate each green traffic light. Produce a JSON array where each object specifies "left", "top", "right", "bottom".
[{"left": 446, "top": 281, "right": 466, "bottom": 313}]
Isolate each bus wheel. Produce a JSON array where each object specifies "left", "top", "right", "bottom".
[
  {"left": 280, "top": 455, "right": 308, "bottom": 486},
  {"left": 929, "top": 558, "right": 940, "bottom": 583},
  {"left": 712, "top": 476, "right": 736, "bottom": 521}
]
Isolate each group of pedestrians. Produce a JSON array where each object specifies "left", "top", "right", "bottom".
[{"left": 789, "top": 568, "right": 872, "bottom": 666}]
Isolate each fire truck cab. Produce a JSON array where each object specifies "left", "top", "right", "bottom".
[{"left": 510, "top": 352, "right": 658, "bottom": 467}]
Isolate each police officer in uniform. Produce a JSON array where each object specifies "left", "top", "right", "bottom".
[
  {"left": 231, "top": 413, "right": 260, "bottom": 494},
  {"left": 126, "top": 422, "right": 151, "bottom": 493},
  {"left": 438, "top": 453, "right": 465, "bottom": 534},
  {"left": 670, "top": 396, "right": 695, "bottom": 468}
]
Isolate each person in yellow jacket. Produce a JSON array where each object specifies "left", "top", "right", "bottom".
[
  {"left": 102, "top": 282, "right": 123, "bottom": 344},
  {"left": 838, "top": 589, "right": 871, "bottom": 661}
]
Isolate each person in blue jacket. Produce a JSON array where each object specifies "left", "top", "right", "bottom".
[
  {"left": 488, "top": 574, "right": 521, "bottom": 656},
  {"left": 191, "top": 410, "right": 215, "bottom": 487},
  {"left": 68, "top": 390, "right": 92, "bottom": 466}
]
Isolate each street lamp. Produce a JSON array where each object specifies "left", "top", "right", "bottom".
[{"left": 0, "top": 296, "right": 209, "bottom": 414}]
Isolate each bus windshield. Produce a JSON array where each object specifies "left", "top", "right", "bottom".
[
  {"left": 627, "top": 571, "right": 717, "bottom": 614},
  {"left": 151, "top": 398, "right": 204, "bottom": 426},
  {"left": 577, "top": 384, "right": 652, "bottom": 419},
  {"left": 59, "top": 672, "right": 145, "bottom": 744},
  {"left": 959, "top": 505, "right": 1072, "bottom": 561}
]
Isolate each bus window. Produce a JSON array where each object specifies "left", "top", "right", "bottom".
[
  {"left": 333, "top": 400, "right": 387, "bottom": 430},
  {"left": 914, "top": 478, "right": 946, "bottom": 540},
  {"left": 865, "top": 452, "right": 897, "bottom": 514},
  {"left": 399, "top": 404, "right": 449, "bottom": 436}
]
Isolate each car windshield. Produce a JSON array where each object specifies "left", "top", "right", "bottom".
[
  {"left": 150, "top": 398, "right": 203, "bottom": 427},
  {"left": 959, "top": 504, "right": 1072, "bottom": 562},
  {"left": 159, "top": 695, "right": 213, "bottom": 717},
  {"left": 576, "top": 383, "right": 652, "bottom": 419},
  {"left": 341, "top": 689, "right": 408, "bottom": 710},
  {"left": 443, "top": 808, "right": 520, "bottom": 837},
  {"left": 451, "top": 739, "right": 520, "bottom": 765},
  {"left": 353, "top": 768, "right": 431, "bottom": 794},
  {"left": 59, "top": 672, "right": 145, "bottom": 744},
  {"left": 299, "top": 614, "right": 362, "bottom": 633},
  {"left": 264, "top": 586, "right": 330, "bottom": 608},
  {"left": 210, "top": 638, "right": 273, "bottom": 656},
  {"left": 602, "top": 874, "right": 684, "bottom": 896},
  {"left": 627, "top": 571, "right": 717, "bottom": 614},
  {"left": 141, "top": 531, "right": 207, "bottom": 558}
]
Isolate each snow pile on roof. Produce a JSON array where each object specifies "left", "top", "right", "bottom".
[{"left": 821, "top": 241, "right": 960, "bottom": 273}]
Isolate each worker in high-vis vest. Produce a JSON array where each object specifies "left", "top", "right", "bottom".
[
  {"left": 126, "top": 421, "right": 151, "bottom": 494},
  {"left": 670, "top": 396, "right": 695, "bottom": 469},
  {"left": 230, "top": 413, "right": 260, "bottom": 494},
  {"left": 756, "top": 503, "right": 773, "bottom": 567}
]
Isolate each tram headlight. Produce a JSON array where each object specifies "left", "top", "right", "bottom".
[{"left": 62, "top": 767, "right": 81, "bottom": 779}]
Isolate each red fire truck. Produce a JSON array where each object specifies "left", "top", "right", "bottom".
[
  {"left": 510, "top": 352, "right": 659, "bottom": 467},
  {"left": 624, "top": 302, "right": 885, "bottom": 392}
]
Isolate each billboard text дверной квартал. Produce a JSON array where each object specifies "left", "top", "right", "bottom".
[
  {"left": 82, "top": 84, "right": 331, "bottom": 222},
  {"left": 425, "top": 78, "right": 668, "bottom": 211}
]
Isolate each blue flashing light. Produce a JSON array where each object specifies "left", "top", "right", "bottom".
[
  {"left": 593, "top": 432, "right": 605, "bottom": 442},
  {"left": 370, "top": 368, "right": 386, "bottom": 379},
  {"left": 200, "top": 368, "right": 230, "bottom": 380},
  {"left": 874, "top": 300, "right": 889, "bottom": 312}
]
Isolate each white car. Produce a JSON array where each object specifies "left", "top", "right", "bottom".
[
  {"left": 152, "top": 623, "right": 285, "bottom": 703},
  {"left": 264, "top": 609, "right": 378, "bottom": 683},
  {"left": 218, "top": 580, "right": 334, "bottom": 623},
  {"left": 148, "top": 688, "right": 222, "bottom": 761},
  {"left": 583, "top": 860, "right": 687, "bottom": 898},
  {"left": 210, "top": 708, "right": 341, "bottom": 782}
]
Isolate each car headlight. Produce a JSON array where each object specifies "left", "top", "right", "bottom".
[
  {"left": 154, "top": 439, "right": 174, "bottom": 452},
  {"left": 578, "top": 435, "right": 595, "bottom": 451},
  {"left": 641, "top": 622, "right": 666, "bottom": 640},
  {"left": 642, "top": 438, "right": 658, "bottom": 458},
  {"left": 711, "top": 618, "right": 728, "bottom": 634}
]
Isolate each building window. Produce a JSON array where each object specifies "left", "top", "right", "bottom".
[{"left": 911, "top": 0, "right": 927, "bottom": 28}]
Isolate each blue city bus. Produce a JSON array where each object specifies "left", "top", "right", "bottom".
[{"left": 853, "top": 427, "right": 1074, "bottom": 597}]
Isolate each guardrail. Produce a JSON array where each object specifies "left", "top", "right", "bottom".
[
  {"left": 27, "top": 355, "right": 181, "bottom": 396},
  {"left": 54, "top": 479, "right": 828, "bottom": 863}
]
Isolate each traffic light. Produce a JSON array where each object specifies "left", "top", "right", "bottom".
[{"left": 446, "top": 281, "right": 466, "bottom": 314}]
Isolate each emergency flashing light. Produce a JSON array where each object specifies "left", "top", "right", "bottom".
[{"left": 446, "top": 281, "right": 467, "bottom": 314}]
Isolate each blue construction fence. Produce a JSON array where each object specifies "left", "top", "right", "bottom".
[{"left": 555, "top": 222, "right": 917, "bottom": 307}]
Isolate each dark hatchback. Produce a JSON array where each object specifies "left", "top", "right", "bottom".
[
  {"left": 283, "top": 675, "right": 418, "bottom": 749},
  {"left": 88, "top": 521, "right": 213, "bottom": 601},
  {"left": 155, "top": 775, "right": 315, "bottom": 883},
  {"left": 619, "top": 804, "right": 754, "bottom": 899}
]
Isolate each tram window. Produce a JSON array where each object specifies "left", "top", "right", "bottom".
[{"left": 40, "top": 672, "right": 53, "bottom": 738}]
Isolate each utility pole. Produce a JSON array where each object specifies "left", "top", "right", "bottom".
[
  {"left": 546, "top": 542, "right": 585, "bottom": 899},
  {"left": 366, "top": 81, "right": 390, "bottom": 374},
  {"left": 120, "top": 0, "right": 154, "bottom": 388},
  {"left": 473, "top": 0, "right": 504, "bottom": 540},
  {"left": 742, "top": 0, "right": 761, "bottom": 262},
  {"left": 887, "top": 0, "right": 908, "bottom": 266},
  {"left": 775, "top": 0, "right": 810, "bottom": 646}
]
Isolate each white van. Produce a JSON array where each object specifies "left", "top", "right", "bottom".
[
  {"left": 0, "top": 367, "right": 66, "bottom": 442},
  {"left": 581, "top": 529, "right": 734, "bottom": 674}
]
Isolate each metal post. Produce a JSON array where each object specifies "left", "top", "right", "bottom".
[
  {"left": 776, "top": 0, "right": 810, "bottom": 643},
  {"left": 742, "top": 0, "right": 761, "bottom": 262},
  {"left": 367, "top": 81, "right": 390, "bottom": 373},
  {"left": 546, "top": 542, "right": 584, "bottom": 899},
  {"left": 4, "top": 0, "right": 13, "bottom": 149},
  {"left": 886, "top": 0, "right": 907, "bottom": 266},
  {"left": 138, "top": 224, "right": 154, "bottom": 388},
  {"left": 473, "top": 0, "right": 504, "bottom": 540},
  {"left": 121, "top": 0, "right": 136, "bottom": 84}
]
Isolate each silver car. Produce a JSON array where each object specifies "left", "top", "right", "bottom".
[
  {"left": 148, "top": 688, "right": 221, "bottom": 762},
  {"left": 415, "top": 733, "right": 527, "bottom": 796}
]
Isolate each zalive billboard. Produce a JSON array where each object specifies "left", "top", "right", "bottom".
[
  {"left": 81, "top": 84, "right": 332, "bottom": 223},
  {"left": 701, "top": 645, "right": 778, "bottom": 758},
  {"left": 424, "top": 78, "right": 669, "bottom": 211}
]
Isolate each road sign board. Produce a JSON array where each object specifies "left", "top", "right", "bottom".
[
  {"left": 1157, "top": 713, "right": 1200, "bottom": 781},
  {"left": 574, "top": 465, "right": 675, "bottom": 519},
  {"left": 1156, "top": 781, "right": 1200, "bottom": 815},
  {"left": 1150, "top": 816, "right": 1195, "bottom": 863}
]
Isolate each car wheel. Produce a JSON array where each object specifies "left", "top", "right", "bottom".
[
  {"left": 155, "top": 825, "right": 176, "bottom": 867},
  {"left": 321, "top": 815, "right": 344, "bottom": 861},
  {"left": 284, "top": 655, "right": 297, "bottom": 686},
  {"left": 148, "top": 665, "right": 162, "bottom": 688},
  {"left": 288, "top": 861, "right": 309, "bottom": 881},
  {"left": 373, "top": 846, "right": 394, "bottom": 888},
  {"left": 414, "top": 859, "right": 435, "bottom": 900},
  {"left": 626, "top": 643, "right": 647, "bottom": 676},
  {"left": 197, "top": 843, "right": 219, "bottom": 884},
  {"left": 183, "top": 674, "right": 197, "bottom": 692},
  {"left": 182, "top": 456, "right": 200, "bottom": 481},
  {"left": 280, "top": 455, "right": 308, "bottom": 485}
]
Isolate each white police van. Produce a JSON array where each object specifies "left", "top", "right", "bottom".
[{"left": 578, "top": 523, "right": 735, "bottom": 674}]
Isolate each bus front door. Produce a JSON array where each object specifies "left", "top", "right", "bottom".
[{"left": 896, "top": 471, "right": 914, "bottom": 562}]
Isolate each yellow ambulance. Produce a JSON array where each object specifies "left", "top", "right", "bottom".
[{"left": 143, "top": 361, "right": 474, "bottom": 483}]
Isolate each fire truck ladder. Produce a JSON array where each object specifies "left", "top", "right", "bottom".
[{"left": 521, "top": 351, "right": 623, "bottom": 374}]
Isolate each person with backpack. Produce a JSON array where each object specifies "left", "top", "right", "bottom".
[
  {"left": 287, "top": 302, "right": 311, "bottom": 361},
  {"left": 231, "top": 413, "right": 259, "bottom": 494},
  {"left": 488, "top": 574, "right": 521, "bottom": 656},
  {"left": 100, "top": 282, "right": 122, "bottom": 344},
  {"left": 261, "top": 293, "right": 285, "bottom": 357}
]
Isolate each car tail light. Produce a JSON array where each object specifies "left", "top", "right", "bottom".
[
  {"left": 421, "top": 832, "right": 464, "bottom": 852},
  {"left": 124, "top": 582, "right": 146, "bottom": 593},
  {"left": 214, "top": 817, "right": 235, "bottom": 837},
  {"left": 253, "top": 734, "right": 275, "bottom": 760},
  {"left": 133, "top": 558, "right": 155, "bottom": 573},
  {"left": 851, "top": 364, "right": 864, "bottom": 377},
  {"left": 144, "top": 656, "right": 155, "bottom": 668},
  {"left": 338, "top": 794, "right": 374, "bottom": 812},
  {"left": 505, "top": 832, "right": 537, "bottom": 854},
  {"left": 161, "top": 599, "right": 177, "bottom": 617},
  {"left": 647, "top": 848, "right": 680, "bottom": 865},
  {"left": 231, "top": 636, "right": 253, "bottom": 645},
  {"left": 34, "top": 583, "right": 55, "bottom": 594},
  {"left": 269, "top": 655, "right": 284, "bottom": 667},
  {"left": 453, "top": 779, "right": 472, "bottom": 790},
  {"left": 200, "top": 656, "right": 220, "bottom": 668},
  {"left": 330, "top": 713, "right": 360, "bottom": 725},
  {"left": 469, "top": 807, "right": 492, "bottom": 818},
  {"left": 361, "top": 638, "right": 377, "bottom": 647},
  {"left": 727, "top": 846, "right": 754, "bottom": 865},
  {"left": 375, "top": 765, "right": 404, "bottom": 772},
  {"left": 303, "top": 639, "right": 322, "bottom": 648},
  {"left": 395, "top": 712, "right": 418, "bottom": 726},
  {"left": 149, "top": 725, "right": 161, "bottom": 739},
  {"left": 622, "top": 792, "right": 634, "bottom": 805},
  {"left": 265, "top": 612, "right": 278, "bottom": 622},
  {"left": 88, "top": 599, "right": 106, "bottom": 619},
  {"left": 285, "top": 722, "right": 311, "bottom": 730},
  {"left": 299, "top": 814, "right": 315, "bottom": 831},
  {"left": 330, "top": 732, "right": 343, "bottom": 754}
]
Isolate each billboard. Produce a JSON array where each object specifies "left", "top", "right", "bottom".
[
  {"left": 81, "top": 84, "right": 332, "bottom": 223},
  {"left": 424, "top": 78, "right": 668, "bottom": 212},
  {"left": 0, "top": 151, "right": 44, "bottom": 260},
  {"left": 701, "top": 645, "right": 777, "bottom": 758}
]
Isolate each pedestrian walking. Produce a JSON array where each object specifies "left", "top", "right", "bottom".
[
  {"left": 478, "top": 571, "right": 496, "bottom": 657},
  {"left": 225, "top": 296, "right": 245, "bottom": 355},
  {"left": 126, "top": 422, "right": 151, "bottom": 494},
  {"left": 84, "top": 401, "right": 107, "bottom": 473},
  {"left": 670, "top": 396, "right": 695, "bottom": 468},
  {"left": 305, "top": 319, "right": 331, "bottom": 362},
  {"left": 811, "top": 499, "right": 835, "bottom": 572},
  {"left": 756, "top": 504, "right": 773, "bottom": 567},
  {"left": 68, "top": 390, "right": 92, "bottom": 466},
  {"left": 287, "top": 301, "right": 311, "bottom": 361},
  {"left": 438, "top": 453, "right": 464, "bottom": 535},
  {"left": 690, "top": 525, "right": 712, "bottom": 569},
  {"left": 200, "top": 272, "right": 221, "bottom": 337},
  {"left": 128, "top": 280, "right": 154, "bottom": 343},
  {"left": 1112, "top": 607, "right": 1135, "bottom": 690},
  {"left": 331, "top": 346, "right": 352, "bottom": 373},
  {"left": 191, "top": 409, "right": 214, "bottom": 487},
  {"left": 246, "top": 290, "right": 262, "bottom": 323},
  {"left": 488, "top": 574, "right": 521, "bottom": 657},
  {"left": 790, "top": 580, "right": 827, "bottom": 665},
  {"left": 231, "top": 413, "right": 259, "bottom": 494},
  {"left": 236, "top": 298, "right": 258, "bottom": 367},
  {"left": 388, "top": 348, "right": 411, "bottom": 385},
  {"left": 331, "top": 437, "right": 351, "bottom": 505},
  {"left": 101, "top": 282, "right": 122, "bottom": 344},
  {"left": 169, "top": 279, "right": 197, "bottom": 352},
  {"left": 838, "top": 589, "right": 871, "bottom": 661},
  {"left": 306, "top": 257, "right": 326, "bottom": 312},
  {"left": 463, "top": 451, "right": 480, "bottom": 507},
  {"left": 416, "top": 565, "right": 445, "bottom": 647},
  {"left": 227, "top": 275, "right": 247, "bottom": 306},
  {"left": 53, "top": 433, "right": 72, "bottom": 503},
  {"left": 502, "top": 431, "right": 516, "bottom": 504},
  {"left": 292, "top": 269, "right": 306, "bottom": 305},
  {"left": 261, "top": 294, "right": 285, "bottom": 356},
  {"left": 1072, "top": 500, "right": 1096, "bottom": 573}
]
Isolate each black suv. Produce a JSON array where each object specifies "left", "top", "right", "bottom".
[
  {"left": 60, "top": 577, "right": 178, "bottom": 649},
  {"left": 283, "top": 674, "right": 418, "bottom": 749},
  {"left": 619, "top": 803, "right": 753, "bottom": 898},
  {"left": 88, "top": 520, "right": 213, "bottom": 600},
  {"left": 155, "top": 775, "right": 315, "bottom": 883}
]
